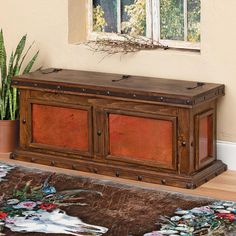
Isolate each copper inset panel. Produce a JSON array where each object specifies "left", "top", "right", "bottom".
[
  {"left": 32, "top": 104, "right": 89, "bottom": 151},
  {"left": 199, "top": 114, "right": 213, "bottom": 161},
  {"left": 109, "top": 114, "right": 173, "bottom": 166}
]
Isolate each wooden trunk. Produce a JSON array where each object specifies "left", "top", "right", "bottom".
[{"left": 11, "top": 69, "right": 227, "bottom": 189}]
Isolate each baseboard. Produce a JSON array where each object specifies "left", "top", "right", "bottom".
[{"left": 217, "top": 140, "right": 236, "bottom": 171}]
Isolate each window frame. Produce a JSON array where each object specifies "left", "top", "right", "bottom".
[{"left": 88, "top": 0, "right": 200, "bottom": 50}]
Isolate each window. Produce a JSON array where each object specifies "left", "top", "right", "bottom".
[{"left": 90, "top": 0, "right": 200, "bottom": 49}]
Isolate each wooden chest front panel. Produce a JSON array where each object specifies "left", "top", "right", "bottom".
[
  {"left": 195, "top": 109, "right": 215, "bottom": 169},
  {"left": 199, "top": 114, "right": 213, "bottom": 161},
  {"left": 104, "top": 111, "right": 177, "bottom": 170},
  {"left": 109, "top": 114, "right": 173, "bottom": 163},
  {"left": 32, "top": 104, "right": 89, "bottom": 151},
  {"left": 19, "top": 90, "right": 94, "bottom": 157}
]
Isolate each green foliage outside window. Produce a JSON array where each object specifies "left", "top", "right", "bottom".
[
  {"left": 93, "top": 5, "right": 107, "bottom": 32},
  {"left": 187, "top": 0, "right": 200, "bottom": 42},
  {"left": 160, "top": 0, "right": 184, "bottom": 41},
  {"left": 92, "top": 0, "right": 200, "bottom": 43},
  {"left": 122, "top": 0, "right": 146, "bottom": 36},
  {"left": 93, "top": 0, "right": 117, "bottom": 33}
]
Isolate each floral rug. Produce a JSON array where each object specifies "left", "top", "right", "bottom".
[{"left": 0, "top": 162, "right": 235, "bottom": 236}]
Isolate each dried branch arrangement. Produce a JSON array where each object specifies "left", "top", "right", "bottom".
[{"left": 84, "top": 34, "right": 169, "bottom": 56}]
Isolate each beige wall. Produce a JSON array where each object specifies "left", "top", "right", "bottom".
[{"left": 0, "top": 0, "right": 236, "bottom": 142}]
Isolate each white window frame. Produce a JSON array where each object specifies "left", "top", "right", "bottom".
[{"left": 88, "top": 0, "right": 200, "bottom": 50}]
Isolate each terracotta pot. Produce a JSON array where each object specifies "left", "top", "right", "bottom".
[{"left": 0, "top": 120, "right": 19, "bottom": 153}]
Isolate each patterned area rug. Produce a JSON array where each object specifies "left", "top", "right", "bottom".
[{"left": 0, "top": 162, "right": 235, "bottom": 236}]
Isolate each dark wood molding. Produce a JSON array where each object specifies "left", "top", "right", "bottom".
[{"left": 12, "top": 149, "right": 227, "bottom": 189}]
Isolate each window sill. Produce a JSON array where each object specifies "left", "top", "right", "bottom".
[
  {"left": 86, "top": 32, "right": 200, "bottom": 53},
  {"left": 159, "top": 39, "right": 200, "bottom": 52}
]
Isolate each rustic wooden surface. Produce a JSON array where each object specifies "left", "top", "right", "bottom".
[
  {"left": 13, "top": 69, "right": 222, "bottom": 97},
  {"left": 11, "top": 69, "right": 226, "bottom": 189},
  {"left": 12, "top": 69, "right": 225, "bottom": 106}
]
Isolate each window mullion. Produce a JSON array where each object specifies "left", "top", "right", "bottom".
[
  {"left": 152, "top": 0, "right": 160, "bottom": 42},
  {"left": 146, "top": 0, "right": 152, "bottom": 39},
  {"left": 184, "top": 0, "right": 188, "bottom": 41},
  {"left": 117, "top": 0, "right": 121, "bottom": 33},
  {"left": 88, "top": 0, "right": 93, "bottom": 34}
]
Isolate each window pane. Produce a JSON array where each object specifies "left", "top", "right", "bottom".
[
  {"left": 93, "top": 0, "right": 117, "bottom": 33},
  {"left": 160, "top": 0, "right": 184, "bottom": 41},
  {"left": 187, "top": 0, "right": 200, "bottom": 42},
  {"left": 121, "top": 0, "right": 146, "bottom": 36}
]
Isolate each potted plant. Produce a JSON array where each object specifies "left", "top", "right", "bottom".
[{"left": 0, "top": 30, "right": 39, "bottom": 153}]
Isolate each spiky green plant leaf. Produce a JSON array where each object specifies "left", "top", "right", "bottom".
[
  {"left": 13, "top": 35, "right": 27, "bottom": 75},
  {"left": 7, "top": 51, "right": 14, "bottom": 82},
  {"left": 0, "top": 29, "right": 39, "bottom": 120},
  {"left": 18, "top": 41, "right": 35, "bottom": 73},
  {"left": 8, "top": 88, "right": 13, "bottom": 120},
  {"left": 23, "top": 50, "right": 39, "bottom": 75},
  {"left": 0, "top": 30, "right": 7, "bottom": 86}
]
